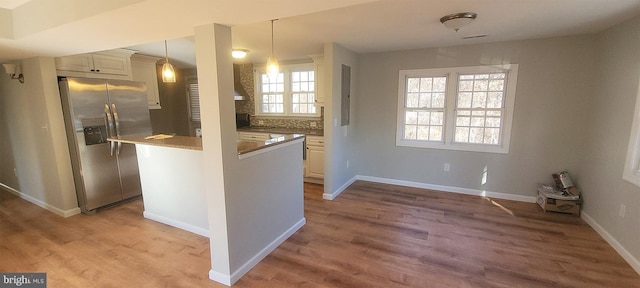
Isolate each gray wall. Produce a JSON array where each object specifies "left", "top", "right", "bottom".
[
  {"left": 0, "top": 57, "right": 78, "bottom": 214},
  {"left": 354, "top": 35, "right": 596, "bottom": 197},
  {"left": 149, "top": 66, "right": 192, "bottom": 136},
  {"left": 579, "top": 16, "right": 640, "bottom": 263},
  {"left": 324, "top": 43, "right": 359, "bottom": 196}
]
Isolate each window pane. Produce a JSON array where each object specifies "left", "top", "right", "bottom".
[
  {"left": 407, "top": 93, "right": 419, "bottom": 108},
  {"left": 456, "top": 116, "right": 470, "bottom": 126},
  {"left": 455, "top": 127, "right": 469, "bottom": 142},
  {"left": 433, "top": 77, "right": 447, "bottom": 92},
  {"left": 405, "top": 111, "right": 418, "bottom": 125},
  {"left": 408, "top": 78, "right": 420, "bottom": 92},
  {"left": 420, "top": 93, "right": 431, "bottom": 108},
  {"left": 486, "top": 117, "right": 501, "bottom": 128},
  {"left": 429, "top": 126, "right": 442, "bottom": 141},
  {"left": 470, "top": 127, "right": 484, "bottom": 143},
  {"left": 472, "top": 92, "right": 487, "bottom": 108},
  {"left": 471, "top": 117, "right": 485, "bottom": 127},
  {"left": 417, "top": 126, "right": 429, "bottom": 140},
  {"left": 417, "top": 111, "right": 430, "bottom": 125},
  {"left": 458, "top": 92, "right": 472, "bottom": 108},
  {"left": 433, "top": 93, "right": 445, "bottom": 108},
  {"left": 487, "top": 92, "right": 503, "bottom": 108},
  {"left": 431, "top": 111, "right": 443, "bottom": 125},
  {"left": 489, "top": 80, "right": 504, "bottom": 91},
  {"left": 420, "top": 78, "right": 433, "bottom": 92},
  {"left": 404, "top": 125, "right": 417, "bottom": 139}
]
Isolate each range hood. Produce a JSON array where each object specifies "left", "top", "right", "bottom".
[{"left": 234, "top": 64, "right": 249, "bottom": 101}]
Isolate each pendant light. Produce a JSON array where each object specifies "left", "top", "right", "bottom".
[
  {"left": 266, "top": 19, "right": 279, "bottom": 79},
  {"left": 162, "top": 40, "right": 176, "bottom": 83}
]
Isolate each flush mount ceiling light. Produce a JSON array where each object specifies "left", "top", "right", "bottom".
[
  {"left": 162, "top": 40, "right": 176, "bottom": 83},
  {"left": 440, "top": 12, "right": 477, "bottom": 32},
  {"left": 2, "top": 63, "right": 24, "bottom": 83},
  {"left": 232, "top": 49, "right": 249, "bottom": 59},
  {"left": 266, "top": 19, "right": 279, "bottom": 79}
]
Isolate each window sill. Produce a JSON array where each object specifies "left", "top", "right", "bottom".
[{"left": 396, "top": 139, "right": 509, "bottom": 154}]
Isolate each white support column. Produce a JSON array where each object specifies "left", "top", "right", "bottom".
[{"left": 194, "top": 23, "right": 235, "bottom": 286}]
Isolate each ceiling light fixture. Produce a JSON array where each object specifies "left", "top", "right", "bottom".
[
  {"left": 232, "top": 49, "right": 249, "bottom": 59},
  {"left": 440, "top": 12, "right": 477, "bottom": 32},
  {"left": 266, "top": 19, "right": 279, "bottom": 79},
  {"left": 162, "top": 40, "right": 176, "bottom": 83},
  {"left": 2, "top": 63, "right": 24, "bottom": 84}
]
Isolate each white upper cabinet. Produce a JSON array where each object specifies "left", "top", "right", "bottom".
[
  {"left": 131, "top": 54, "right": 162, "bottom": 109},
  {"left": 55, "top": 49, "right": 135, "bottom": 80},
  {"left": 313, "top": 56, "right": 325, "bottom": 105}
]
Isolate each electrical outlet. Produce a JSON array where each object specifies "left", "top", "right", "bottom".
[
  {"left": 258, "top": 120, "right": 264, "bottom": 125},
  {"left": 346, "top": 160, "right": 350, "bottom": 168},
  {"left": 444, "top": 163, "right": 450, "bottom": 172},
  {"left": 310, "top": 122, "right": 317, "bottom": 128},
  {"left": 13, "top": 168, "right": 17, "bottom": 177},
  {"left": 619, "top": 204, "right": 626, "bottom": 218}
]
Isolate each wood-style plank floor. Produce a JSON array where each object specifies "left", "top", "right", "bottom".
[{"left": 1, "top": 181, "right": 638, "bottom": 287}]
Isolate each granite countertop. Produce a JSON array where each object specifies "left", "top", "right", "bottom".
[
  {"left": 237, "top": 134, "right": 306, "bottom": 155},
  {"left": 237, "top": 127, "right": 324, "bottom": 136},
  {"left": 109, "top": 134, "right": 203, "bottom": 150},
  {"left": 109, "top": 133, "right": 306, "bottom": 155}
]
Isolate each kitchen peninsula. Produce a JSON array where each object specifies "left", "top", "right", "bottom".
[{"left": 109, "top": 133, "right": 305, "bottom": 236}]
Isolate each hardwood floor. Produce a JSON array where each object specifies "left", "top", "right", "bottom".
[{"left": 1, "top": 181, "right": 638, "bottom": 287}]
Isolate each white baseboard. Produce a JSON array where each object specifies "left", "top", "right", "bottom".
[
  {"left": 0, "top": 183, "right": 81, "bottom": 217},
  {"left": 353, "top": 175, "right": 537, "bottom": 203},
  {"left": 143, "top": 211, "right": 209, "bottom": 238},
  {"left": 323, "top": 176, "right": 357, "bottom": 200},
  {"left": 208, "top": 217, "right": 306, "bottom": 286},
  {"left": 581, "top": 211, "right": 640, "bottom": 275}
]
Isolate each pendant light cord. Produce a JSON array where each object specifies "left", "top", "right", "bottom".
[
  {"left": 164, "top": 40, "right": 169, "bottom": 64},
  {"left": 270, "top": 20, "right": 275, "bottom": 58}
]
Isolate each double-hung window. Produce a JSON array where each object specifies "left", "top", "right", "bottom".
[
  {"left": 396, "top": 65, "right": 519, "bottom": 154},
  {"left": 255, "top": 63, "right": 319, "bottom": 117}
]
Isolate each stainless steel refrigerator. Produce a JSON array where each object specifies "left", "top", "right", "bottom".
[{"left": 59, "top": 77, "right": 151, "bottom": 213}]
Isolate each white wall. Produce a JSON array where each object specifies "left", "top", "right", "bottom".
[
  {"left": 0, "top": 57, "right": 78, "bottom": 216},
  {"left": 579, "top": 16, "right": 640, "bottom": 268},
  {"left": 354, "top": 36, "right": 596, "bottom": 197},
  {"left": 196, "top": 23, "right": 305, "bottom": 286},
  {"left": 323, "top": 43, "right": 359, "bottom": 198}
]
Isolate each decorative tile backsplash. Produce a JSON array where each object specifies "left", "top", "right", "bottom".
[{"left": 234, "top": 63, "right": 324, "bottom": 130}]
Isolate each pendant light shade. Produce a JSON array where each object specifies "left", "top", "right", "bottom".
[
  {"left": 267, "top": 19, "right": 279, "bottom": 79},
  {"left": 162, "top": 40, "right": 176, "bottom": 83}
]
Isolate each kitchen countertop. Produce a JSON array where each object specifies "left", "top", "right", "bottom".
[
  {"left": 237, "top": 134, "right": 305, "bottom": 155},
  {"left": 109, "top": 133, "right": 306, "bottom": 155},
  {"left": 237, "top": 127, "right": 324, "bottom": 136},
  {"left": 109, "top": 134, "right": 203, "bottom": 150}
]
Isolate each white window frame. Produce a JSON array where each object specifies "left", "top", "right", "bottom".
[
  {"left": 396, "top": 64, "right": 519, "bottom": 154},
  {"left": 254, "top": 63, "right": 320, "bottom": 118},
  {"left": 622, "top": 78, "right": 640, "bottom": 187}
]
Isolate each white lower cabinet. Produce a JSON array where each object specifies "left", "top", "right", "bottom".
[{"left": 305, "top": 136, "right": 324, "bottom": 179}]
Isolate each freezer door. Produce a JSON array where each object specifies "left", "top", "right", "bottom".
[
  {"left": 107, "top": 80, "right": 152, "bottom": 136},
  {"left": 77, "top": 132, "right": 124, "bottom": 210}
]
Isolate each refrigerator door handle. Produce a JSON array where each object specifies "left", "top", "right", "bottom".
[
  {"left": 112, "top": 104, "right": 122, "bottom": 156},
  {"left": 112, "top": 104, "right": 121, "bottom": 137},
  {"left": 104, "top": 104, "right": 116, "bottom": 156}
]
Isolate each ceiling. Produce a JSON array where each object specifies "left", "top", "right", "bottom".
[{"left": 2, "top": 0, "right": 640, "bottom": 68}]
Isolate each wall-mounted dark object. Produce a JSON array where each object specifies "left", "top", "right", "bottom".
[{"left": 341, "top": 64, "right": 351, "bottom": 126}]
